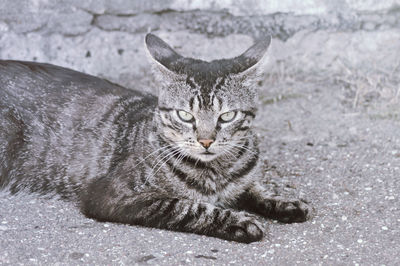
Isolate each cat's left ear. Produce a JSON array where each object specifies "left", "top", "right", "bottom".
[
  {"left": 231, "top": 36, "right": 272, "bottom": 82},
  {"left": 145, "top": 33, "right": 185, "bottom": 82}
]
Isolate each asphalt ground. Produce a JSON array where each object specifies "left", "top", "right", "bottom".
[{"left": 1, "top": 79, "right": 399, "bottom": 265}]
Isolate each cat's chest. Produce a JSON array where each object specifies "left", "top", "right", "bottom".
[
  {"left": 174, "top": 168, "right": 251, "bottom": 206},
  {"left": 186, "top": 180, "right": 248, "bottom": 207}
]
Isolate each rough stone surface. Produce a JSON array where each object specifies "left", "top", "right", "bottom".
[{"left": 1, "top": 0, "right": 399, "bottom": 265}]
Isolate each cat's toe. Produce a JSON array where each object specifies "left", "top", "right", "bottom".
[
  {"left": 226, "top": 216, "right": 265, "bottom": 243},
  {"left": 274, "top": 199, "right": 313, "bottom": 223}
]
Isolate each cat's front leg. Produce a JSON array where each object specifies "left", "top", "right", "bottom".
[
  {"left": 80, "top": 179, "right": 265, "bottom": 243},
  {"left": 236, "top": 183, "right": 313, "bottom": 223}
]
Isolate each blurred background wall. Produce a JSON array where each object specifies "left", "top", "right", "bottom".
[{"left": 0, "top": 0, "right": 399, "bottom": 96}]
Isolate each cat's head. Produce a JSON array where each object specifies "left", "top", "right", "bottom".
[{"left": 145, "top": 33, "right": 271, "bottom": 162}]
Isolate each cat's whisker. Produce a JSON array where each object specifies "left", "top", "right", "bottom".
[
  {"left": 220, "top": 147, "right": 238, "bottom": 160},
  {"left": 222, "top": 145, "right": 244, "bottom": 160},
  {"left": 132, "top": 144, "right": 175, "bottom": 168},
  {"left": 148, "top": 146, "right": 177, "bottom": 171},
  {"left": 194, "top": 156, "right": 201, "bottom": 168},
  {"left": 148, "top": 146, "right": 181, "bottom": 175},
  {"left": 141, "top": 147, "right": 175, "bottom": 178},
  {"left": 224, "top": 142, "right": 258, "bottom": 157},
  {"left": 144, "top": 145, "right": 178, "bottom": 168},
  {"left": 232, "top": 146, "right": 258, "bottom": 157},
  {"left": 145, "top": 148, "right": 182, "bottom": 183},
  {"left": 173, "top": 150, "right": 187, "bottom": 173}
]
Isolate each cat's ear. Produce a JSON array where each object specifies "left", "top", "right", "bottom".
[
  {"left": 235, "top": 36, "right": 271, "bottom": 73},
  {"left": 145, "top": 33, "right": 184, "bottom": 82},
  {"left": 230, "top": 36, "right": 271, "bottom": 83}
]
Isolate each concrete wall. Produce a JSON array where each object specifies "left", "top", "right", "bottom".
[{"left": 1, "top": 0, "right": 399, "bottom": 93}]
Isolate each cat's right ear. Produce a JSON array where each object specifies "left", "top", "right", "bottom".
[{"left": 145, "top": 33, "right": 184, "bottom": 83}]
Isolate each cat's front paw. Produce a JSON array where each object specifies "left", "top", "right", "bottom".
[
  {"left": 264, "top": 198, "right": 313, "bottom": 223},
  {"left": 225, "top": 213, "right": 265, "bottom": 243}
]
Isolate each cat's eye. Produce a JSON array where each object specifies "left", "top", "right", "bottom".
[
  {"left": 219, "top": 111, "right": 236, "bottom": 123},
  {"left": 177, "top": 110, "right": 194, "bottom": 122}
]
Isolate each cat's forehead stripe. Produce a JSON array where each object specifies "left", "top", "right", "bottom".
[
  {"left": 189, "top": 97, "right": 195, "bottom": 111},
  {"left": 190, "top": 96, "right": 200, "bottom": 112},
  {"left": 196, "top": 95, "right": 202, "bottom": 109}
]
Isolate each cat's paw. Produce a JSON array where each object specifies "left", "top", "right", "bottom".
[
  {"left": 225, "top": 213, "right": 265, "bottom": 243},
  {"left": 264, "top": 198, "right": 313, "bottom": 223}
]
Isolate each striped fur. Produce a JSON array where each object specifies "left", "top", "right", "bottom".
[{"left": 0, "top": 34, "right": 311, "bottom": 243}]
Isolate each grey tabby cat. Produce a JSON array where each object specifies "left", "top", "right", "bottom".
[{"left": 0, "top": 33, "right": 311, "bottom": 243}]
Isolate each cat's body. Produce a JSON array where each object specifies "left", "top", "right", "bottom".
[
  {"left": 0, "top": 60, "right": 157, "bottom": 197},
  {"left": 0, "top": 34, "right": 310, "bottom": 243}
]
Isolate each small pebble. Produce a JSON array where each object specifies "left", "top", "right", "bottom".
[
  {"left": 0, "top": 225, "right": 8, "bottom": 231},
  {"left": 268, "top": 249, "right": 275, "bottom": 254}
]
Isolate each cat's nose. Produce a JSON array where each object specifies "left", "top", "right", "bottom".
[{"left": 198, "top": 139, "right": 214, "bottom": 149}]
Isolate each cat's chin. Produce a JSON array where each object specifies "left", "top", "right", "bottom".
[{"left": 195, "top": 152, "right": 219, "bottom": 162}]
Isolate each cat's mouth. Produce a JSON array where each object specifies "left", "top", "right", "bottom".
[
  {"left": 197, "top": 150, "right": 219, "bottom": 162},
  {"left": 201, "top": 151, "right": 215, "bottom": 155}
]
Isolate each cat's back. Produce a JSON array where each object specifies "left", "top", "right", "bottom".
[
  {"left": 0, "top": 60, "right": 157, "bottom": 123},
  {"left": 0, "top": 60, "right": 157, "bottom": 195},
  {"left": 0, "top": 60, "right": 138, "bottom": 109}
]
